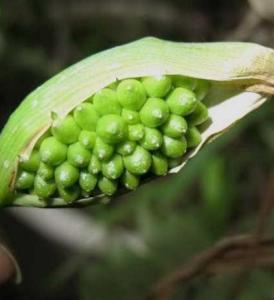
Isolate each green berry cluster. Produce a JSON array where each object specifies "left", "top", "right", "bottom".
[{"left": 15, "top": 75, "right": 210, "bottom": 203}]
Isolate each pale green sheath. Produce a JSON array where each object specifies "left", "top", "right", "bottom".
[{"left": 0, "top": 37, "right": 274, "bottom": 208}]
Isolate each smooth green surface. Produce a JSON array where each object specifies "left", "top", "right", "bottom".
[
  {"left": 51, "top": 115, "right": 81, "bottom": 144},
  {"left": 139, "top": 98, "right": 169, "bottom": 127},
  {"left": 97, "top": 115, "right": 128, "bottom": 144}
]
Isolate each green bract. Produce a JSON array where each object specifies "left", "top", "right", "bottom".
[{"left": 1, "top": 37, "right": 272, "bottom": 207}]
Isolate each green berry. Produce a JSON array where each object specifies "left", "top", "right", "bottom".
[
  {"left": 172, "top": 75, "right": 197, "bottom": 90},
  {"left": 116, "top": 141, "right": 136, "bottom": 156},
  {"left": 20, "top": 150, "right": 40, "bottom": 172},
  {"left": 51, "top": 115, "right": 81, "bottom": 144},
  {"left": 161, "top": 114, "right": 188, "bottom": 138},
  {"left": 161, "top": 135, "right": 187, "bottom": 158},
  {"left": 88, "top": 155, "right": 102, "bottom": 174},
  {"left": 93, "top": 88, "right": 122, "bottom": 115},
  {"left": 121, "top": 109, "right": 140, "bottom": 125},
  {"left": 58, "top": 185, "right": 80, "bottom": 203},
  {"left": 128, "top": 124, "right": 145, "bottom": 141},
  {"left": 79, "top": 131, "right": 96, "bottom": 150},
  {"left": 67, "top": 142, "right": 91, "bottom": 168},
  {"left": 73, "top": 103, "right": 99, "bottom": 131},
  {"left": 93, "top": 137, "right": 114, "bottom": 161},
  {"left": 40, "top": 137, "right": 67, "bottom": 166},
  {"left": 151, "top": 152, "right": 168, "bottom": 176},
  {"left": 195, "top": 79, "right": 210, "bottom": 101},
  {"left": 187, "top": 102, "right": 209, "bottom": 126},
  {"left": 16, "top": 171, "right": 35, "bottom": 190},
  {"left": 55, "top": 162, "right": 80, "bottom": 188},
  {"left": 79, "top": 171, "right": 97, "bottom": 193},
  {"left": 117, "top": 79, "right": 146, "bottom": 111},
  {"left": 34, "top": 176, "right": 56, "bottom": 198},
  {"left": 97, "top": 115, "right": 128, "bottom": 144},
  {"left": 139, "top": 127, "right": 163, "bottom": 151},
  {"left": 102, "top": 154, "right": 124, "bottom": 180},
  {"left": 168, "top": 157, "right": 183, "bottom": 168},
  {"left": 122, "top": 171, "right": 140, "bottom": 190},
  {"left": 142, "top": 75, "right": 172, "bottom": 98},
  {"left": 166, "top": 87, "right": 198, "bottom": 116},
  {"left": 37, "top": 162, "right": 54, "bottom": 180},
  {"left": 98, "top": 176, "right": 117, "bottom": 196},
  {"left": 186, "top": 127, "right": 202, "bottom": 148},
  {"left": 140, "top": 98, "right": 169, "bottom": 127},
  {"left": 123, "top": 146, "right": 152, "bottom": 175}
]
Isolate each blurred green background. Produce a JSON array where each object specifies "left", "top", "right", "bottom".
[{"left": 1, "top": 0, "right": 274, "bottom": 300}]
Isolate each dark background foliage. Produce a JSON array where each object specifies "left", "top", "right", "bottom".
[{"left": 1, "top": 0, "right": 274, "bottom": 300}]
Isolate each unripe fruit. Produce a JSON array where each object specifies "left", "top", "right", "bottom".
[
  {"left": 195, "top": 79, "right": 210, "bottom": 101},
  {"left": 67, "top": 142, "right": 91, "bottom": 168},
  {"left": 187, "top": 102, "right": 209, "bottom": 126},
  {"left": 98, "top": 176, "right": 117, "bottom": 196},
  {"left": 34, "top": 176, "right": 56, "bottom": 198},
  {"left": 128, "top": 124, "right": 145, "bottom": 141},
  {"left": 142, "top": 75, "right": 172, "bottom": 98},
  {"left": 79, "top": 131, "right": 96, "bottom": 150},
  {"left": 79, "top": 171, "right": 97, "bottom": 193},
  {"left": 88, "top": 155, "right": 102, "bottom": 174},
  {"left": 172, "top": 75, "right": 197, "bottom": 90},
  {"left": 20, "top": 150, "right": 40, "bottom": 172},
  {"left": 97, "top": 115, "right": 128, "bottom": 144},
  {"left": 55, "top": 162, "right": 80, "bottom": 188},
  {"left": 37, "top": 162, "right": 54, "bottom": 181},
  {"left": 15, "top": 75, "right": 210, "bottom": 203},
  {"left": 140, "top": 98, "right": 169, "bottom": 127},
  {"left": 51, "top": 115, "right": 81, "bottom": 144},
  {"left": 167, "top": 88, "right": 197, "bottom": 116},
  {"left": 102, "top": 154, "right": 124, "bottom": 180},
  {"left": 161, "top": 136, "right": 187, "bottom": 158},
  {"left": 123, "top": 146, "right": 152, "bottom": 175},
  {"left": 122, "top": 171, "right": 140, "bottom": 190},
  {"left": 151, "top": 152, "right": 168, "bottom": 176},
  {"left": 93, "top": 88, "right": 122, "bottom": 115},
  {"left": 73, "top": 103, "right": 99, "bottom": 131},
  {"left": 186, "top": 127, "right": 202, "bottom": 148},
  {"left": 40, "top": 137, "right": 67, "bottom": 166},
  {"left": 116, "top": 141, "right": 136, "bottom": 156},
  {"left": 58, "top": 185, "right": 80, "bottom": 203},
  {"left": 161, "top": 114, "right": 188, "bottom": 138},
  {"left": 93, "top": 137, "right": 114, "bottom": 161},
  {"left": 117, "top": 79, "right": 146, "bottom": 111},
  {"left": 139, "top": 127, "right": 163, "bottom": 150},
  {"left": 16, "top": 171, "right": 35, "bottom": 190},
  {"left": 121, "top": 109, "right": 140, "bottom": 124}
]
